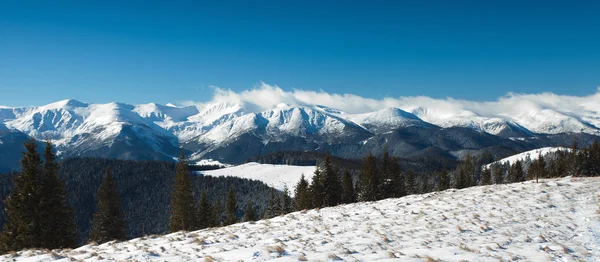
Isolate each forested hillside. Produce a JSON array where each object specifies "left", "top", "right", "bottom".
[{"left": 0, "top": 158, "right": 275, "bottom": 244}]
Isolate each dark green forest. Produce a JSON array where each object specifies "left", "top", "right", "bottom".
[{"left": 0, "top": 157, "right": 275, "bottom": 244}]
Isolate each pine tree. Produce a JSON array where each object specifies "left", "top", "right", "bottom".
[
  {"left": 508, "top": 160, "right": 525, "bottom": 183},
  {"left": 405, "top": 171, "right": 416, "bottom": 195},
  {"left": 341, "top": 169, "right": 356, "bottom": 204},
  {"left": 280, "top": 186, "right": 292, "bottom": 214},
  {"left": 381, "top": 151, "right": 404, "bottom": 198},
  {"left": 213, "top": 197, "right": 224, "bottom": 226},
  {"left": 89, "top": 167, "right": 127, "bottom": 243},
  {"left": 293, "top": 174, "right": 310, "bottom": 211},
  {"left": 322, "top": 154, "right": 342, "bottom": 207},
  {"left": 196, "top": 191, "right": 215, "bottom": 229},
  {"left": 437, "top": 169, "right": 450, "bottom": 191},
  {"left": 493, "top": 164, "right": 504, "bottom": 184},
  {"left": 224, "top": 185, "right": 238, "bottom": 225},
  {"left": 0, "top": 139, "right": 44, "bottom": 252},
  {"left": 357, "top": 154, "right": 380, "bottom": 201},
  {"left": 265, "top": 187, "right": 281, "bottom": 218},
  {"left": 169, "top": 151, "right": 196, "bottom": 232},
  {"left": 38, "top": 141, "right": 77, "bottom": 249},
  {"left": 457, "top": 154, "right": 475, "bottom": 189},
  {"left": 480, "top": 167, "right": 492, "bottom": 185},
  {"left": 308, "top": 168, "right": 324, "bottom": 208},
  {"left": 244, "top": 200, "right": 258, "bottom": 222}
]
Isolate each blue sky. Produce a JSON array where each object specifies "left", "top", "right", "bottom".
[{"left": 1, "top": 0, "right": 599, "bottom": 107}]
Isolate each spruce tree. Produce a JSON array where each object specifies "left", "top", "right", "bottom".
[
  {"left": 357, "top": 154, "right": 380, "bottom": 201},
  {"left": 341, "top": 169, "right": 356, "bottom": 204},
  {"left": 457, "top": 154, "right": 475, "bottom": 189},
  {"left": 265, "top": 187, "right": 281, "bottom": 218},
  {"left": 196, "top": 191, "right": 215, "bottom": 229},
  {"left": 322, "top": 154, "right": 342, "bottom": 207},
  {"left": 0, "top": 139, "right": 43, "bottom": 251},
  {"left": 493, "top": 164, "right": 504, "bottom": 184},
  {"left": 308, "top": 168, "right": 324, "bottom": 208},
  {"left": 508, "top": 160, "right": 525, "bottom": 183},
  {"left": 437, "top": 169, "right": 450, "bottom": 191},
  {"left": 293, "top": 174, "right": 310, "bottom": 211},
  {"left": 405, "top": 171, "right": 416, "bottom": 195},
  {"left": 213, "top": 198, "right": 224, "bottom": 226},
  {"left": 224, "top": 185, "right": 238, "bottom": 225},
  {"left": 89, "top": 167, "right": 127, "bottom": 243},
  {"left": 39, "top": 141, "right": 77, "bottom": 249},
  {"left": 244, "top": 200, "right": 258, "bottom": 222},
  {"left": 381, "top": 151, "right": 404, "bottom": 198},
  {"left": 169, "top": 151, "right": 196, "bottom": 232},
  {"left": 280, "top": 186, "right": 292, "bottom": 214},
  {"left": 480, "top": 167, "right": 491, "bottom": 186}
]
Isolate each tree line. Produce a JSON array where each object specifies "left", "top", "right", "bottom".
[{"left": 0, "top": 140, "right": 273, "bottom": 253}]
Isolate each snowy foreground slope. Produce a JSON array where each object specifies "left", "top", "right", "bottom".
[
  {"left": 199, "top": 162, "right": 316, "bottom": 195},
  {"left": 4, "top": 177, "right": 600, "bottom": 262}
]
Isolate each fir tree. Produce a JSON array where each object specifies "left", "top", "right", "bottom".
[
  {"left": 437, "top": 169, "right": 451, "bottom": 191},
  {"left": 405, "top": 171, "right": 416, "bottom": 195},
  {"left": 213, "top": 197, "right": 224, "bottom": 226},
  {"left": 280, "top": 186, "right": 292, "bottom": 214},
  {"left": 224, "top": 185, "right": 238, "bottom": 225},
  {"left": 265, "top": 187, "right": 281, "bottom": 218},
  {"left": 39, "top": 141, "right": 77, "bottom": 249},
  {"left": 381, "top": 151, "right": 404, "bottom": 198},
  {"left": 0, "top": 139, "right": 44, "bottom": 252},
  {"left": 89, "top": 167, "right": 127, "bottom": 243},
  {"left": 457, "top": 154, "right": 475, "bottom": 189},
  {"left": 508, "top": 160, "right": 525, "bottom": 183},
  {"left": 480, "top": 167, "right": 491, "bottom": 186},
  {"left": 493, "top": 164, "right": 504, "bottom": 184},
  {"left": 357, "top": 154, "right": 380, "bottom": 201},
  {"left": 322, "top": 154, "right": 342, "bottom": 207},
  {"left": 308, "top": 168, "right": 324, "bottom": 208},
  {"left": 293, "top": 174, "right": 310, "bottom": 211},
  {"left": 169, "top": 151, "right": 196, "bottom": 232},
  {"left": 196, "top": 191, "right": 215, "bottom": 229},
  {"left": 244, "top": 200, "right": 258, "bottom": 222},
  {"left": 341, "top": 169, "right": 356, "bottom": 204}
]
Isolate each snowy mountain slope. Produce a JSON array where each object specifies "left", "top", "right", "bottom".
[
  {"left": 6, "top": 176, "right": 599, "bottom": 261},
  {"left": 199, "top": 162, "right": 316, "bottom": 195},
  {"left": 1, "top": 98, "right": 600, "bottom": 169},
  {"left": 344, "top": 107, "right": 435, "bottom": 134},
  {"left": 485, "top": 147, "right": 571, "bottom": 168}
]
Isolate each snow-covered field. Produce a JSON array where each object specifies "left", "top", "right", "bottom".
[
  {"left": 485, "top": 147, "right": 570, "bottom": 168},
  {"left": 4, "top": 177, "right": 599, "bottom": 261},
  {"left": 198, "top": 162, "right": 316, "bottom": 195}
]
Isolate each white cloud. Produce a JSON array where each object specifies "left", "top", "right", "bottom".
[{"left": 186, "top": 82, "right": 600, "bottom": 117}]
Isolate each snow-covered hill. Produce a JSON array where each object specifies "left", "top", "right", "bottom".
[
  {"left": 485, "top": 147, "right": 571, "bottom": 168},
  {"left": 199, "top": 162, "right": 316, "bottom": 195},
  {"left": 5, "top": 176, "right": 599, "bottom": 261}
]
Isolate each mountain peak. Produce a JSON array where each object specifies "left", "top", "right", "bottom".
[{"left": 44, "top": 99, "right": 87, "bottom": 109}]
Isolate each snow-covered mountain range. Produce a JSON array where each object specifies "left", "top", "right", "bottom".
[{"left": 1, "top": 93, "right": 600, "bottom": 170}]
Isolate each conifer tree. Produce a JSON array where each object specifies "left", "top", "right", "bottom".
[
  {"left": 224, "top": 185, "right": 238, "bottom": 225},
  {"left": 322, "top": 154, "right": 342, "bottom": 207},
  {"left": 213, "top": 197, "right": 224, "bottom": 226},
  {"left": 480, "top": 167, "right": 491, "bottom": 185},
  {"left": 169, "top": 151, "right": 196, "bottom": 232},
  {"left": 0, "top": 139, "right": 44, "bottom": 251},
  {"left": 89, "top": 167, "right": 126, "bottom": 243},
  {"left": 493, "top": 164, "right": 504, "bottom": 184},
  {"left": 308, "top": 168, "right": 324, "bottom": 208},
  {"left": 265, "top": 187, "right": 281, "bottom": 218},
  {"left": 293, "top": 174, "right": 310, "bottom": 211},
  {"left": 405, "top": 170, "right": 416, "bottom": 195},
  {"left": 280, "top": 186, "right": 292, "bottom": 214},
  {"left": 39, "top": 141, "right": 77, "bottom": 249},
  {"left": 437, "top": 169, "right": 451, "bottom": 191},
  {"left": 457, "top": 154, "right": 475, "bottom": 189},
  {"left": 196, "top": 191, "right": 215, "bottom": 229},
  {"left": 357, "top": 154, "right": 380, "bottom": 201},
  {"left": 341, "top": 169, "right": 356, "bottom": 204},
  {"left": 244, "top": 200, "right": 258, "bottom": 222},
  {"left": 381, "top": 151, "right": 404, "bottom": 198},
  {"left": 508, "top": 160, "right": 525, "bottom": 183}
]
